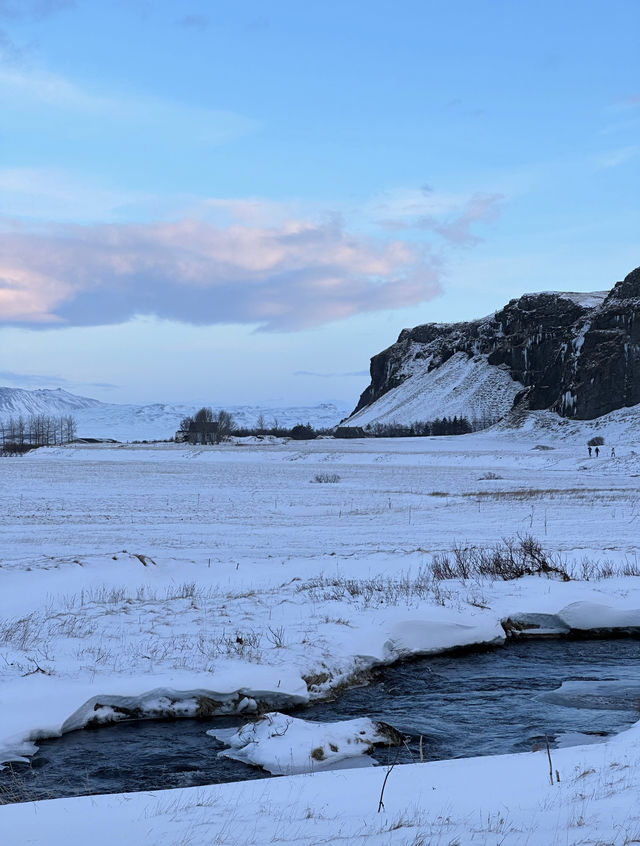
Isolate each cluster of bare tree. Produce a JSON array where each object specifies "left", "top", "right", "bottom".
[
  {"left": 1, "top": 414, "right": 77, "bottom": 449},
  {"left": 177, "top": 407, "right": 235, "bottom": 444}
]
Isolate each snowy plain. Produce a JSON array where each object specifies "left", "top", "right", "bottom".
[{"left": 2, "top": 412, "right": 640, "bottom": 844}]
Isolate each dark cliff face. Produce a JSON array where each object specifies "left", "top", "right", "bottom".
[
  {"left": 353, "top": 267, "right": 640, "bottom": 421},
  {"left": 569, "top": 269, "right": 640, "bottom": 418}
]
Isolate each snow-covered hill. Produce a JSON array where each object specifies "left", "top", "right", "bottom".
[
  {"left": 0, "top": 387, "right": 104, "bottom": 416},
  {"left": 344, "top": 351, "right": 522, "bottom": 429},
  {"left": 0, "top": 387, "right": 350, "bottom": 441}
]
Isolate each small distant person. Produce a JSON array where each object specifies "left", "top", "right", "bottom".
[
  {"left": 595, "top": 446, "right": 600, "bottom": 457},
  {"left": 611, "top": 447, "right": 616, "bottom": 458},
  {"left": 588, "top": 445, "right": 592, "bottom": 457}
]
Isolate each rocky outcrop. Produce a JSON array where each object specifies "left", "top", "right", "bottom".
[
  {"left": 567, "top": 268, "right": 640, "bottom": 418},
  {"left": 352, "top": 267, "right": 640, "bottom": 422}
]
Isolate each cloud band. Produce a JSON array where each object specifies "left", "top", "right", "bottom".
[{"left": 0, "top": 217, "right": 442, "bottom": 331}]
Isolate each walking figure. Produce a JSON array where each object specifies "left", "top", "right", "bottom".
[
  {"left": 588, "top": 446, "right": 592, "bottom": 457},
  {"left": 611, "top": 447, "right": 616, "bottom": 458},
  {"left": 595, "top": 446, "right": 600, "bottom": 457}
]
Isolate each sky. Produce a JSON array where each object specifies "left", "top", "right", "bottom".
[{"left": 0, "top": 0, "right": 638, "bottom": 406}]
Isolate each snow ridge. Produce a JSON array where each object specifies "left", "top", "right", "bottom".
[{"left": 0, "top": 387, "right": 104, "bottom": 416}]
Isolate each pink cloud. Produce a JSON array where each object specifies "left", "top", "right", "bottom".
[{"left": 0, "top": 216, "right": 442, "bottom": 331}]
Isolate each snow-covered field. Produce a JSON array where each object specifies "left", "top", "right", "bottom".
[{"left": 2, "top": 416, "right": 640, "bottom": 844}]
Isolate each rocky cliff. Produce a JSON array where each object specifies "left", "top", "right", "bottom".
[{"left": 349, "top": 266, "right": 640, "bottom": 425}]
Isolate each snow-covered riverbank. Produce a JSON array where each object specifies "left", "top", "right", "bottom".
[{"left": 2, "top": 426, "right": 640, "bottom": 843}]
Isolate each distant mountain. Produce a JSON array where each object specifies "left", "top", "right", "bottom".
[
  {"left": 0, "top": 387, "right": 104, "bottom": 417},
  {"left": 344, "top": 266, "right": 640, "bottom": 429},
  {"left": 0, "top": 388, "right": 350, "bottom": 441}
]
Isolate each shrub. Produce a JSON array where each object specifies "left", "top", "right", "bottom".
[
  {"left": 312, "top": 473, "right": 341, "bottom": 484},
  {"left": 431, "top": 535, "right": 571, "bottom": 582},
  {"left": 587, "top": 436, "right": 605, "bottom": 447},
  {"left": 291, "top": 423, "right": 316, "bottom": 440},
  {"left": 1, "top": 442, "right": 39, "bottom": 456},
  {"left": 367, "top": 416, "right": 474, "bottom": 438}
]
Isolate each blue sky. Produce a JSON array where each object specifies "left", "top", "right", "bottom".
[{"left": 1, "top": 0, "right": 638, "bottom": 405}]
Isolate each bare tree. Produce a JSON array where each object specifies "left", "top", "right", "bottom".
[
  {"left": 215, "top": 409, "right": 235, "bottom": 443},
  {"left": 64, "top": 415, "right": 77, "bottom": 442},
  {"left": 194, "top": 407, "right": 215, "bottom": 424},
  {"left": 16, "top": 416, "right": 25, "bottom": 445}
]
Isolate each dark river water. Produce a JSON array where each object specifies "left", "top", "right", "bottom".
[{"left": 2, "top": 638, "right": 639, "bottom": 803}]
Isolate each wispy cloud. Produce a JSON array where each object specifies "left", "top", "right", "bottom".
[
  {"left": 373, "top": 189, "right": 504, "bottom": 245},
  {"left": 246, "top": 16, "right": 269, "bottom": 32},
  {"left": 0, "top": 215, "right": 442, "bottom": 331},
  {"left": 0, "top": 0, "right": 70, "bottom": 66},
  {"left": 601, "top": 95, "right": 640, "bottom": 137},
  {"left": 0, "top": 167, "right": 295, "bottom": 226},
  {"left": 442, "top": 98, "right": 486, "bottom": 118},
  {"left": 176, "top": 13, "right": 210, "bottom": 30},
  {"left": 0, "top": 167, "right": 156, "bottom": 222},
  {"left": 0, "top": 66, "right": 259, "bottom": 147},
  {"left": 609, "top": 93, "right": 640, "bottom": 112},
  {"left": 426, "top": 193, "right": 504, "bottom": 245},
  {"left": 0, "top": 370, "right": 117, "bottom": 390},
  {"left": 0, "top": 27, "right": 24, "bottom": 63},
  {"left": 593, "top": 145, "right": 640, "bottom": 169},
  {"left": 0, "top": 0, "right": 74, "bottom": 22}
]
